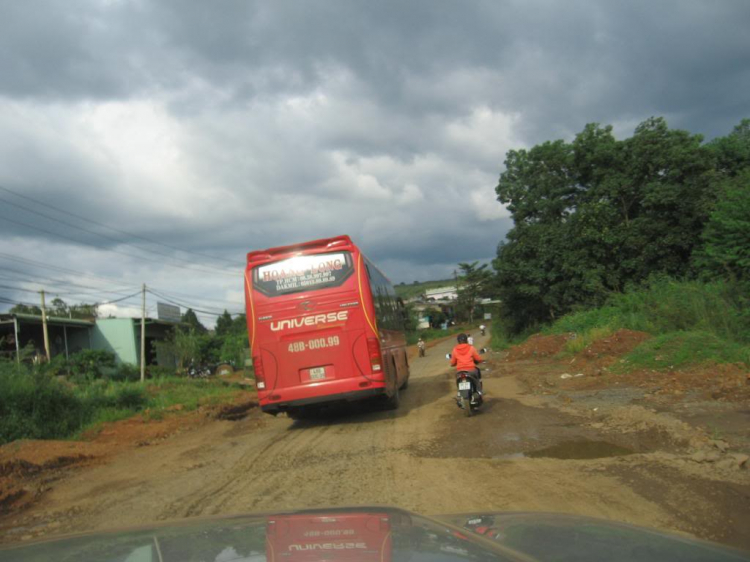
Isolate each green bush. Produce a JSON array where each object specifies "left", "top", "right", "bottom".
[
  {"left": 0, "top": 361, "right": 239, "bottom": 445},
  {"left": 148, "top": 365, "right": 176, "bottom": 379},
  {"left": 614, "top": 331, "right": 750, "bottom": 371},
  {"left": 110, "top": 363, "right": 140, "bottom": 382},
  {"left": 546, "top": 278, "right": 750, "bottom": 344},
  {"left": 67, "top": 350, "right": 117, "bottom": 381},
  {"left": 0, "top": 362, "right": 86, "bottom": 442},
  {"left": 110, "top": 384, "right": 147, "bottom": 409},
  {"left": 491, "top": 316, "right": 539, "bottom": 350}
]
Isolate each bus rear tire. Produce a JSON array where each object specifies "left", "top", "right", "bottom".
[
  {"left": 383, "top": 386, "right": 400, "bottom": 410},
  {"left": 287, "top": 408, "right": 309, "bottom": 421}
]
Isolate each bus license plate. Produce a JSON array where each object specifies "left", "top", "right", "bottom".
[
  {"left": 310, "top": 367, "right": 326, "bottom": 380},
  {"left": 458, "top": 381, "right": 471, "bottom": 390}
]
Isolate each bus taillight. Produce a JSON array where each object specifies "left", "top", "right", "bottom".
[
  {"left": 254, "top": 356, "right": 266, "bottom": 389},
  {"left": 366, "top": 338, "right": 382, "bottom": 373}
]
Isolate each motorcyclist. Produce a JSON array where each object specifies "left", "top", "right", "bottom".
[
  {"left": 450, "top": 333, "right": 483, "bottom": 396},
  {"left": 480, "top": 324, "right": 486, "bottom": 336},
  {"left": 417, "top": 338, "right": 426, "bottom": 357}
]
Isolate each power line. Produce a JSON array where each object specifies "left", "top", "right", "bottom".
[
  {"left": 0, "top": 184, "right": 243, "bottom": 267},
  {"left": 0, "top": 253, "right": 244, "bottom": 307},
  {"left": 0, "top": 269, "right": 138, "bottom": 296},
  {"left": 96, "top": 291, "right": 143, "bottom": 306},
  {"left": 0, "top": 252, "right": 244, "bottom": 310},
  {"left": 146, "top": 288, "right": 243, "bottom": 317},
  {"left": 0, "top": 296, "right": 40, "bottom": 308},
  {"left": 0, "top": 214, "right": 238, "bottom": 278},
  {"left": 0, "top": 194, "right": 240, "bottom": 274},
  {"left": 0, "top": 282, "right": 143, "bottom": 308}
]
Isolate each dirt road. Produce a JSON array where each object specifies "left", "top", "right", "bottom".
[{"left": 2, "top": 331, "right": 749, "bottom": 549}]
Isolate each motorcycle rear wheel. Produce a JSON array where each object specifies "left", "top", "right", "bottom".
[{"left": 460, "top": 395, "right": 473, "bottom": 417}]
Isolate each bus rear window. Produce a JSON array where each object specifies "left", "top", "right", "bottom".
[{"left": 252, "top": 251, "right": 354, "bottom": 297}]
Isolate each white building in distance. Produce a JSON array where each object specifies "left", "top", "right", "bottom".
[{"left": 424, "top": 286, "right": 458, "bottom": 301}]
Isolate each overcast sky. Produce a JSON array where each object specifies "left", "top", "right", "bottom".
[{"left": 1, "top": 0, "right": 748, "bottom": 325}]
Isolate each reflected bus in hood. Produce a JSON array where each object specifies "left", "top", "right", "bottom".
[{"left": 1, "top": 507, "right": 748, "bottom": 562}]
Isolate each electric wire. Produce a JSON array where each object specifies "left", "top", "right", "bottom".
[
  {"left": 146, "top": 288, "right": 243, "bottom": 317},
  {"left": 0, "top": 194, "right": 240, "bottom": 273},
  {"left": 0, "top": 184, "right": 243, "bottom": 267},
  {"left": 0, "top": 252, "right": 244, "bottom": 307},
  {"left": 0, "top": 214, "right": 238, "bottom": 278}
]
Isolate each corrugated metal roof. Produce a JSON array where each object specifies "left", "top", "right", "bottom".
[{"left": 0, "top": 313, "right": 95, "bottom": 327}]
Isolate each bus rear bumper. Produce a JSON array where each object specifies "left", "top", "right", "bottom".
[{"left": 260, "top": 386, "right": 385, "bottom": 415}]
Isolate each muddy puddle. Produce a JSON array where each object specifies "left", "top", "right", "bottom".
[
  {"left": 493, "top": 440, "right": 635, "bottom": 460},
  {"left": 421, "top": 396, "right": 662, "bottom": 460}
]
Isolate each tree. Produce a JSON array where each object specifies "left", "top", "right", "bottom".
[
  {"left": 695, "top": 169, "right": 750, "bottom": 282},
  {"left": 494, "top": 117, "right": 721, "bottom": 334},
  {"left": 456, "top": 262, "right": 493, "bottom": 323},
  {"left": 215, "top": 310, "right": 233, "bottom": 337},
  {"left": 423, "top": 307, "right": 447, "bottom": 329},
  {"left": 181, "top": 308, "right": 207, "bottom": 334},
  {"left": 70, "top": 303, "right": 98, "bottom": 319},
  {"left": 50, "top": 298, "right": 69, "bottom": 317},
  {"left": 155, "top": 328, "right": 202, "bottom": 371},
  {"left": 8, "top": 299, "right": 97, "bottom": 319},
  {"left": 9, "top": 304, "right": 42, "bottom": 315}
]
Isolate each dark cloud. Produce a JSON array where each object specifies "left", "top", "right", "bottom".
[{"left": 1, "top": 0, "right": 748, "bottom": 322}]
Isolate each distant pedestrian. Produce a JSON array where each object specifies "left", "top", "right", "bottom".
[{"left": 418, "top": 338, "right": 426, "bottom": 357}]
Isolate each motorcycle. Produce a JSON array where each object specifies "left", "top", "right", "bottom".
[
  {"left": 446, "top": 351, "right": 485, "bottom": 417},
  {"left": 187, "top": 363, "right": 212, "bottom": 379},
  {"left": 455, "top": 370, "right": 483, "bottom": 417}
]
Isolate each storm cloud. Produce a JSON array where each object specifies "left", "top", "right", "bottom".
[{"left": 1, "top": 0, "right": 748, "bottom": 323}]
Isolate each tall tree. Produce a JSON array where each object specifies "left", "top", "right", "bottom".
[
  {"left": 50, "top": 298, "right": 69, "bottom": 317},
  {"left": 181, "top": 308, "right": 207, "bottom": 334},
  {"left": 215, "top": 310, "right": 233, "bottom": 336},
  {"left": 9, "top": 304, "right": 42, "bottom": 315},
  {"left": 456, "top": 262, "right": 493, "bottom": 323},
  {"left": 494, "top": 117, "right": 723, "bottom": 333},
  {"left": 695, "top": 169, "right": 750, "bottom": 282}
]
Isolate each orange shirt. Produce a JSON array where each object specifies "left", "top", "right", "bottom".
[{"left": 450, "top": 343, "right": 482, "bottom": 372}]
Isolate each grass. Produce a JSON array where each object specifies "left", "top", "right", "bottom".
[
  {"left": 546, "top": 278, "right": 749, "bottom": 342},
  {"left": 490, "top": 318, "right": 538, "bottom": 350},
  {"left": 498, "top": 278, "right": 750, "bottom": 372},
  {"left": 0, "top": 361, "right": 245, "bottom": 445},
  {"left": 563, "top": 326, "right": 615, "bottom": 354},
  {"left": 612, "top": 331, "right": 750, "bottom": 373},
  {"left": 145, "top": 377, "right": 241, "bottom": 411}
]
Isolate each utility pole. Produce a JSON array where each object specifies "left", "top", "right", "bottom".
[
  {"left": 39, "top": 289, "right": 51, "bottom": 362},
  {"left": 140, "top": 283, "right": 146, "bottom": 383}
]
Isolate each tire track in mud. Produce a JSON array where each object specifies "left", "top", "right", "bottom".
[
  {"left": 8, "top": 329, "right": 728, "bottom": 548},
  {"left": 176, "top": 420, "right": 308, "bottom": 518}
]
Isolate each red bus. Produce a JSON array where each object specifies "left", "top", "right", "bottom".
[{"left": 244, "top": 235, "right": 410, "bottom": 417}]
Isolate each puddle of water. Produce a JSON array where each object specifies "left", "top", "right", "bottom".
[
  {"left": 526, "top": 440, "right": 634, "bottom": 460},
  {"left": 493, "top": 452, "right": 526, "bottom": 460},
  {"left": 493, "top": 441, "right": 635, "bottom": 461}
]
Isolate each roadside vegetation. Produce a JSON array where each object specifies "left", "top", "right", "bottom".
[
  {"left": 0, "top": 351, "right": 244, "bottom": 446},
  {"left": 490, "top": 117, "right": 749, "bottom": 373},
  {"left": 541, "top": 278, "right": 750, "bottom": 370}
]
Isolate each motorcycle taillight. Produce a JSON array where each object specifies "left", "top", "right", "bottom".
[{"left": 366, "top": 337, "right": 382, "bottom": 373}]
